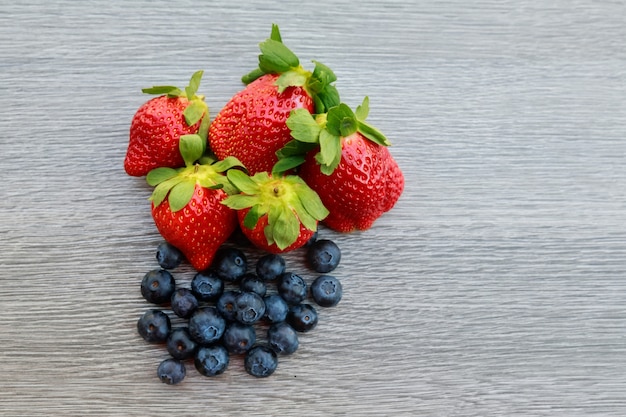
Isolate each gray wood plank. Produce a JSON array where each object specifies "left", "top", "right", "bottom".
[{"left": 1, "top": 0, "right": 625, "bottom": 415}]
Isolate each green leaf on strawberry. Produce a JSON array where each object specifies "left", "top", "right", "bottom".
[
  {"left": 326, "top": 103, "right": 358, "bottom": 137},
  {"left": 147, "top": 134, "right": 244, "bottom": 212},
  {"left": 270, "top": 24, "right": 282, "bottom": 42},
  {"left": 241, "top": 24, "right": 340, "bottom": 114},
  {"left": 168, "top": 180, "right": 196, "bottom": 212},
  {"left": 222, "top": 169, "right": 329, "bottom": 251},
  {"left": 183, "top": 100, "right": 208, "bottom": 126},
  {"left": 258, "top": 39, "right": 300, "bottom": 75},
  {"left": 179, "top": 134, "right": 204, "bottom": 166},
  {"left": 149, "top": 175, "right": 185, "bottom": 207},
  {"left": 140, "top": 85, "right": 183, "bottom": 96},
  {"left": 280, "top": 96, "right": 391, "bottom": 175},
  {"left": 285, "top": 109, "right": 321, "bottom": 143},
  {"left": 317, "top": 129, "right": 342, "bottom": 175},
  {"left": 185, "top": 70, "right": 203, "bottom": 100},
  {"left": 146, "top": 167, "right": 178, "bottom": 187},
  {"left": 273, "top": 137, "right": 317, "bottom": 175},
  {"left": 141, "top": 70, "right": 210, "bottom": 142}
]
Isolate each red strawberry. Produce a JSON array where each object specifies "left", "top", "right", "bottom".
[
  {"left": 283, "top": 97, "right": 404, "bottom": 232},
  {"left": 209, "top": 25, "right": 339, "bottom": 175},
  {"left": 210, "top": 74, "right": 313, "bottom": 175},
  {"left": 152, "top": 183, "right": 236, "bottom": 271},
  {"left": 222, "top": 169, "right": 328, "bottom": 253},
  {"left": 236, "top": 208, "right": 316, "bottom": 254},
  {"left": 147, "top": 134, "right": 242, "bottom": 271},
  {"left": 124, "top": 71, "right": 209, "bottom": 177}
]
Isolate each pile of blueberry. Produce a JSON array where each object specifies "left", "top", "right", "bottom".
[{"left": 136, "top": 236, "right": 343, "bottom": 384}]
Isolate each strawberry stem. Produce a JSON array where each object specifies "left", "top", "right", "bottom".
[
  {"left": 279, "top": 97, "right": 392, "bottom": 175},
  {"left": 241, "top": 25, "right": 340, "bottom": 114}
]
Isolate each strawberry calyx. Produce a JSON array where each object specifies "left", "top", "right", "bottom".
[
  {"left": 221, "top": 169, "right": 329, "bottom": 250},
  {"left": 241, "top": 24, "right": 340, "bottom": 114},
  {"left": 277, "top": 97, "right": 391, "bottom": 175},
  {"left": 141, "top": 70, "right": 210, "bottom": 144},
  {"left": 147, "top": 134, "right": 243, "bottom": 212}
]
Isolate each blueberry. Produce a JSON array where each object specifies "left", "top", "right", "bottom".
[
  {"left": 239, "top": 273, "right": 267, "bottom": 297},
  {"left": 268, "top": 322, "right": 299, "bottom": 355},
  {"left": 166, "top": 327, "right": 197, "bottom": 360},
  {"left": 307, "top": 239, "right": 341, "bottom": 273},
  {"left": 170, "top": 288, "right": 198, "bottom": 318},
  {"left": 195, "top": 345, "right": 229, "bottom": 377},
  {"left": 222, "top": 322, "right": 256, "bottom": 354},
  {"left": 244, "top": 345, "right": 278, "bottom": 378},
  {"left": 235, "top": 291, "right": 266, "bottom": 325},
  {"left": 188, "top": 307, "right": 226, "bottom": 345},
  {"left": 157, "top": 358, "right": 186, "bottom": 385},
  {"left": 256, "top": 254, "right": 286, "bottom": 281},
  {"left": 263, "top": 294, "right": 289, "bottom": 323},
  {"left": 140, "top": 269, "right": 176, "bottom": 305},
  {"left": 212, "top": 247, "right": 247, "bottom": 282},
  {"left": 190, "top": 270, "right": 224, "bottom": 302},
  {"left": 216, "top": 290, "right": 240, "bottom": 322},
  {"left": 277, "top": 272, "right": 307, "bottom": 305},
  {"left": 287, "top": 304, "right": 318, "bottom": 332},
  {"left": 137, "top": 309, "right": 171, "bottom": 343},
  {"left": 310, "top": 275, "right": 343, "bottom": 307},
  {"left": 156, "top": 241, "right": 184, "bottom": 270}
]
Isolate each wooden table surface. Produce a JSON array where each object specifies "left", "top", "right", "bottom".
[{"left": 1, "top": 0, "right": 625, "bottom": 415}]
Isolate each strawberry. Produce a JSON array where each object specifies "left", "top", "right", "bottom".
[
  {"left": 147, "top": 134, "right": 242, "bottom": 271},
  {"left": 281, "top": 97, "right": 404, "bottom": 232},
  {"left": 124, "top": 71, "right": 209, "bottom": 177},
  {"left": 221, "top": 169, "right": 328, "bottom": 253},
  {"left": 209, "top": 25, "right": 340, "bottom": 175}
]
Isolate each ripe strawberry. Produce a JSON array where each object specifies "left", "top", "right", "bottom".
[
  {"left": 124, "top": 71, "right": 209, "bottom": 177},
  {"left": 209, "top": 25, "right": 339, "bottom": 175},
  {"left": 147, "top": 134, "right": 242, "bottom": 271},
  {"left": 282, "top": 97, "right": 404, "bottom": 232},
  {"left": 221, "top": 169, "right": 328, "bottom": 253}
]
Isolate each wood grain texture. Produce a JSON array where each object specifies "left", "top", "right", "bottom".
[{"left": 1, "top": 0, "right": 625, "bottom": 415}]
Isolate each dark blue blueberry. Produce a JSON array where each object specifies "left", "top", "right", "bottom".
[
  {"left": 170, "top": 288, "right": 198, "bottom": 319},
  {"left": 310, "top": 275, "right": 343, "bottom": 307},
  {"left": 255, "top": 254, "right": 286, "bottom": 281},
  {"left": 244, "top": 345, "right": 278, "bottom": 378},
  {"left": 140, "top": 269, "right": 176, "bottom": 305},
  {"left": 137, "top": 309, "right": 171, "bottom": 343},
  {"left": 188, "top": 307, "right": 226, "bottom": 345},
  {"left": 222, "top": 322, "right": 256, "bottom": 354},
  {"left": 287, "top": 303, "right": 318, "bottom": 332},
  {"left": 268, "top": 322, "right": 299, "bottom": 355},
  {"left": 190, "top": 270, "right": 224, "bottom": 302},
  {"left": 239, "top": 273, "right": 267, "bottom": 297},
  {"left": 235, "top": 291, "right": 266, "bottom": 325},
  {"left": 263, "top": 294, "right": 289, "bottom": 323},
  {"left": 216, "top": 290, "right": 240, "bottom": 322},
  {"left": 307, "top": 239, "right": 341, "bottom": 273},
  {"left": 157, "top": 358, "right": 186, "bottom": 385},
  {"left": 195, "top": 345, "right": 229, "bottom": 377},
  {"left": 166, "top": 327, "right": 197, "bottom": 360},
  {"left": 212, "top": 247, "right": 247, "bottom": 282},
  {"left": 277, "top": 272, "right": 307, "bottom": 305},
  {"left": 156, "top": 241, "right": 184, "bottom": 270}
]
